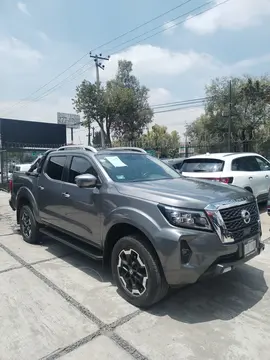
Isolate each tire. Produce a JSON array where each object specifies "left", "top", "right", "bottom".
[
  {"left": 19, "top": 205, "right": 40, "bottom": 244},
  {"left": 111, "top": 235, "right": 169, "bottom": 308}
]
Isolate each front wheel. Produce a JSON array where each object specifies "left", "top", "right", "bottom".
[
  {"left": 111, "top": 235, "right": 168, "bottom": 308},
  {"left": 19, "top": 205, "right": 40, "bottom": 244}
]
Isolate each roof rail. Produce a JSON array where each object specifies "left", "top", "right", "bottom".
[
  {"left": 57, "top": 145, "right": 98, "bottom": 153},
  {"left": 105, "top": 147, "right": 147, "bottom": 154}
]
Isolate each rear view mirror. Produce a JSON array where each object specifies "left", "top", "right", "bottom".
[{"left": 75, "top": 174, "right": 97, "bottom": 188}]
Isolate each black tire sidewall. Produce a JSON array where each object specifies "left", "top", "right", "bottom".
[
  {"left": 111, "top": 236, "right": 164, "bottom": 308},
  {"left": 19, "top": 205, "right": 38, "bottom": 244}
]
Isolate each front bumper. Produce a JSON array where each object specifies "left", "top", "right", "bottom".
[{"left": 155, "top": 227, "right": 264, "bottom": 286}]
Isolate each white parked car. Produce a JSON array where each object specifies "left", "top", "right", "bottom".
[
  {"left": 14, "top": 163, "right": 32, "bottom": 172},
  {"left": 180, "top": 152, "right": 270, "bottom": 203}
]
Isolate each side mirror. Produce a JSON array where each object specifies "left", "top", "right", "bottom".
[{"left": 75, "top": 173, "right": 97, "bottom": 188}]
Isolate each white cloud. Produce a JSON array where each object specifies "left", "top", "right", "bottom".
[
  {"left": 0, "top": 37, "right": 42, "bottom": 72},
  {"left": 154, "top": 106, "right": 204, "bottom": 139},
  {"left": 149, "top": 88, "right": 172, "bottom": 105},
  {"left": 38, "top": 31, "right": 50, "bottom": 42},
  {"left": 98, "top": 44, "right": 218, "bottom": 82},
  {"left": 162, "top": 21, "right": 177, "bottom": 35},
  {"left": 17, "top": 2, "right": 31, "bottom": 16},
  {"left": 1, "top": 40, "right": 269, "bottom": 145},
  {"left": 185, "top": 0, "right": 270, "bottom": 35}
]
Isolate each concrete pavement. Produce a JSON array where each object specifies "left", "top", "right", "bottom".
[{"left": 0, "top": 190, "right": 270, "bottom": 360}]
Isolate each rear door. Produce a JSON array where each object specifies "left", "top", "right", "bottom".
[
  {"left": 37, "top": 154, "right": 67, "bottom": 229},
  {"left": 60, "top": 155, "right": 102, "bottom": 246},
  {"left": 181, "top": 158, "right": 225, "bottom": 181},
  {"left": 231, "top": 156, "right": 264, "bottom": 197}
]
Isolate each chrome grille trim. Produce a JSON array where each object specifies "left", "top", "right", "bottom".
[{"left": 205, "top": 195, "right": 261, "bottom": 244}]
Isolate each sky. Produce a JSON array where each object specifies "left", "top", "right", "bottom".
[{"left": 0, "top": 0, "right": 270, "bottom": 144}]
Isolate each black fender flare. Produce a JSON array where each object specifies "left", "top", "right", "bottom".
[{"left": 16, "top": 187, "right": 40, "bottom": 223}]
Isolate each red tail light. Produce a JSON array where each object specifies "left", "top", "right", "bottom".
[
  {"left": 199, "top": 177, "right": 233, "bottom": 184},
  {"left": 9, "top": 179, "right": 13, "bottom": 192}
]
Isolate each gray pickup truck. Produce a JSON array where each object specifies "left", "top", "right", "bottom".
[{"left": 9, "top": 148, "right": 264, "bottom": 307}]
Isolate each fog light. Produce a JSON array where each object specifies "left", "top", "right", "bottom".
[{"left": 181, "top": 240, "right": 192, "bottom": 264}]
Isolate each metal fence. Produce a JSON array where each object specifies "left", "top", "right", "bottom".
[
  {"left": 0, "top": 143, "right": 64, "bottom": 189},
  {"left": 1, "top": 138, "right": 270, "bottom": 190}
]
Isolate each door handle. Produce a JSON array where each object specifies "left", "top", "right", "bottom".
[
  {"left": 38, "top": 185, "right": 44, "bottom": 190},
  {"left": 62, "top": 192, "right": 70, "bottom": 198},
  {"left": 249, "top": 177, "right": 253, "bottom": 180},
  {"left": 266, "top": 175, "right": 269, "bottom": 179}
]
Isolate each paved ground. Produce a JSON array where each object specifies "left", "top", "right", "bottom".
[{"left": 1, "top": 190, "right": 270, "bottom": 360}]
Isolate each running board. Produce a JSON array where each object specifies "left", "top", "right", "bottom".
[{"left": 39, "top": 228, "right": 103, "bottom": 260}]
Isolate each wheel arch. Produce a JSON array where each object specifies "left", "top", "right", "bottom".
[
  {"left": 16, "top": 188, "right": 39, "bottom": 224},
  {"left": 103, "top": 222, "right": 163, "bottom": 272},
  {"left": 244, "top": 186, "right": 253, "bottom": 194}
]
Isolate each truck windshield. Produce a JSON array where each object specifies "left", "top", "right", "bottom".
[{"left": 96, "top": 153, "right": 180, "bottom": 182}]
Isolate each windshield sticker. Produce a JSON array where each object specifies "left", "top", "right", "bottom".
[
  {"left": 105, "top": 156, "right": 127, "bottom": 167},
  {"left": 116, "top": 174, "right": 125, "bottom": 180}
]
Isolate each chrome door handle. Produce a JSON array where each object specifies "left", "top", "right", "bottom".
[
  {"left": 266, "top": 175, "right": 269, "bottom": 179},
  {"left": 38, "top": 186, "right": 44, "bottom": 190},
  {"left": 249, "top": 177, "right": 253, "bottom": 180},
  {"left": 62, "top": 192, "right": 70, "bottom": 198}
]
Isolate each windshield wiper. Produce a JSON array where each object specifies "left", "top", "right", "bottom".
[{"left": 191, "top": 169, "right": 209, "bottom": 172}]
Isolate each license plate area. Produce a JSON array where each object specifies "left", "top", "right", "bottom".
[{"left": 244, "top": 239, "right": 257, "bottom": 256}]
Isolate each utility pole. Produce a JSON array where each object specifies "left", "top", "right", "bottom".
[
  {"left": 92, "top": 126, "right": 95, "bottom": 144},
  {"left": 87, "top": 121, "right": 91, "bottom": 146},
  {"left": 89, "top": 52, "right": 110, "bottom": 148},
  {"left": 228, "top": 80, "right": 232, "bottom": 152},
  {"left": 70, "top": 128, "right": 74, "bottom": 144}
]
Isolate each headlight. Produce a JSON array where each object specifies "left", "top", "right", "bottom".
[{"left": 158, "top": 204, "right": 212, "bottom": 231}]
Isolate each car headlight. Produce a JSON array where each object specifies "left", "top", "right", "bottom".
[{"left": 158, "top": 204, "right": 212, "bottom": 231}]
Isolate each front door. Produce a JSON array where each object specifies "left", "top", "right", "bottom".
[
  {"left": 60, "top": 155, "right": 102, "bottom": 246},
  {"left": 255, "top": 156, "right": 270, "bottom": 199}
]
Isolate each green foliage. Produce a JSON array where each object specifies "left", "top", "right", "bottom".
[
  {"left": 72, "top": 60, "right": 153, "bottom": 145},
  {"left": 141, "top": 124, "right": 181, "bottom": 158},
  {"left": 186, "top": 75, "right": 270, "bottom": 152}
]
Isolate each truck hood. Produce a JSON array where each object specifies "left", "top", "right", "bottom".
[{"left": 115, "top": 177, "right": 252, "bottom": 209}]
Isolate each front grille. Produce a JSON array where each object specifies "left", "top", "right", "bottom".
[{"left": 219, "top": 201, "right": 260, "bottom": 242}]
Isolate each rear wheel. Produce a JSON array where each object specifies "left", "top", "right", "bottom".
[
  {"left": 19, "top": 205, "right": 40, "bottom": 244},
  {"left": 111, "top": 235, "right": 168, "bottom": 308}
]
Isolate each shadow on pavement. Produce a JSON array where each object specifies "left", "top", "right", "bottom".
[
  {"left": 150, "top": 264, "right": 268, "bottom": 324},
  {"left": 38, "top": 234, "right": 112, "bottom": 283},
  {"left": 259, "top": 202, "right": 267, "bottom": 214},
  {"left": 22, "top": 232, "right": 268, "bottom": 324}
]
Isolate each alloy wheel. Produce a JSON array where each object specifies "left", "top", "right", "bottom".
[
  {"left": 21, "top": 211, "right": 32, "bottom": 239},
  {"left": 117, "top": 248, "right": 148, "bottom": 296}
]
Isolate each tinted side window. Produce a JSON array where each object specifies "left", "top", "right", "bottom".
[
  {"left": 68, "top": 156, "right": 98, "bottom": 184},
  {"left": 45, "top": 156, "right": 66, "bottom": 180},
  {"left": 231, "top": 156, "right": 260, "bottom": 171},
  {"left": 255, "top": 156, "right": 270, "bottom": 171},
  {"left": 173, "top": 161, "right": 184, "bottom": 171}
]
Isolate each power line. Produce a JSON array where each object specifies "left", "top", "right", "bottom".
[
  {"left": 154, "top": 103, "right": 204, "bottom": 114},
  {"left": 2, "top": 0, "right": 229, "bottom": 116},
  {"left": 1, "top": 1, "right": 194, "bottom": 114},
  {"left": 151, "top": 97, "right": 209, "bottom": 109}
]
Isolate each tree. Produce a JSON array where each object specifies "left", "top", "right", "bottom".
[
  {"left": 72, "top": 60, "right": 153, "bottom": 146},
  {"left": 72, "top": 80, "right": 109, "bottom": 144},
  {"left": 141, "top": 124, "right": 181, "bottom": 158},
  {"left": 187, "top": 75, "right": 270, "bottom": 152},
  {"left": 110, "top": 60, "right": 153, "bottom": 141}
]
